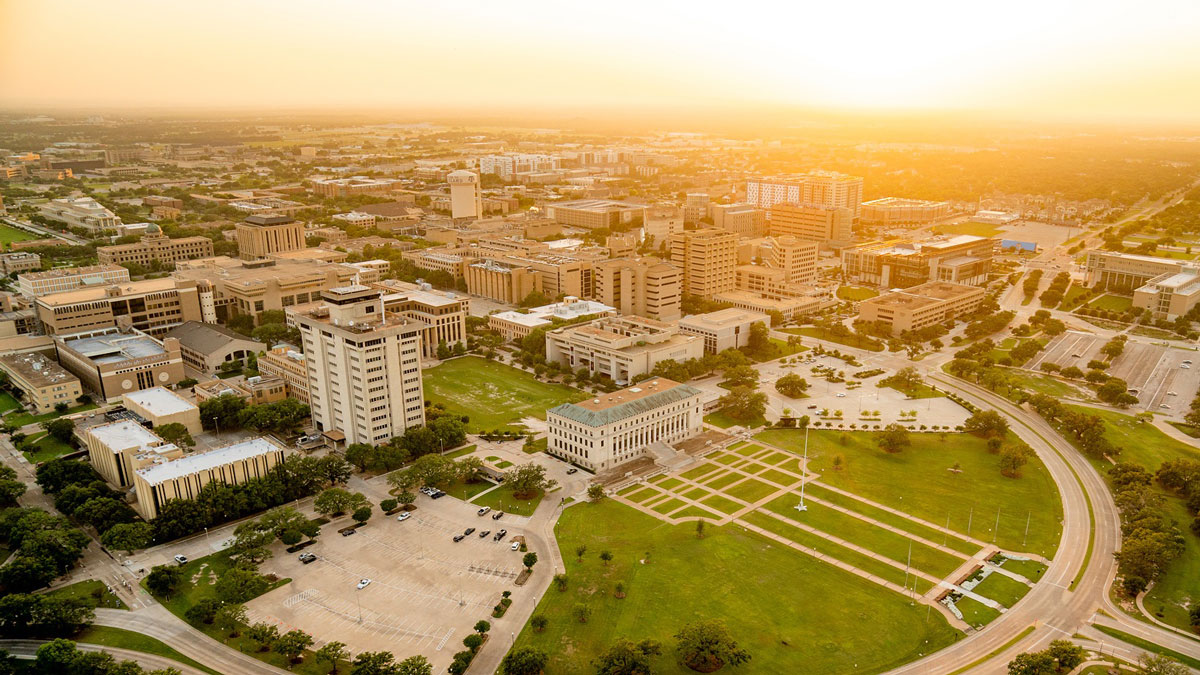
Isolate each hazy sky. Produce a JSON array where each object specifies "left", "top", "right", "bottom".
[{"left": 3, "top": 0, "right": 1200, "bottom": 121}]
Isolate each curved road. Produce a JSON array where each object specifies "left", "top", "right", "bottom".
[{"left": 0, "top": 638, "right": 209, "bottom": 675}]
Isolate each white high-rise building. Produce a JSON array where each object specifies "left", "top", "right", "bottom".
[
  {"left": 289, "top": 285, "right": 426, "bottom": 446},
  {"left": 477, "top": 153, "right": 559, "bottom": 178},
  {"left": 447, "top": 170, "right": 483, "bottom": 220},
  {"left": 746, "top": 172, "right": 864, "bottom": 220}
]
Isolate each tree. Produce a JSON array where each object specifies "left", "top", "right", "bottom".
[
  {"left": 345, "top": 443, "right": 376, "bottom": 472},
  {"left": 214, "top": 603, "right": 248, "bottom": 637},
  {"left": 474, "top": 620, "right": 491, "bottom": 633},
  {"left": 351, "top": 651, "right": 397, "bottom": 675},
  {"left": 696, "top": 520, "right": 706, "bottom": 539},
  {"left": 573, "top": 603, "right": 592, "bottom": 623},
  {"left": 35, "top": 458, "right": 99, "bottom": 494},
  {"left": 185, "top": 598, "right": 221, "bottom": 625},
  {"left": 531, "top": 614, "right": 548, "bottom": 632},
  {"left": 600, "top": 550, "right": 613, "bottom": 565},
  {"left": 716, "top": 386, "right": 767, "bottom": 422},
  {"left": 315, "top": 642, "right": 349, "bottom": 674},
  {"left": 775, "top": 373, "right": 809, "bottom": 398},
  {"left": 501, "top": 647, "right": 548, "bottom": 675},
  {"left": 215, "top": 564, "right": 268, "bottom": 603},
  {"left": 456, "top": 456, "right": 487, "bottom": 483},
  {"left": 41, "top": 418, "right": 76, "bottom": 444},
  {"left": 155, "top": 422, "right": 195, "bottom": 448},
  {"left": 246, "top": 622, "right": 280, "bottom": 651},
  {"left": 1006, "top": 651, "right": 1056, "bottom": 675},
  {"left": 395, "top": 655, "right": 433, "bottom": 675},
  {"left": 964, "top": 410, "right": 1009, "bottom": 437},
  {"left": 1139, "top": 653, "right": 1190, "bottom": 675},
  {"left": 505, "top": 463, "right": 557, "bottom": 499},
  {"left": 575, "top": 545, "right": 588, "bottom": 562},
  {"left": 410, "top": 454, "right": 458, "bottom": 488},
  {"left": 352, "top": 506, "right": 372, "bottom": 525},
  {"left": 380, "top": 498, "right": 398, "bottom": 513},
  {"left": 674, "top": 619, "right": 751, "bottom": 671},
  {"left": 0, "top": 555, "right": 57, "bottom": 591},
  {"left": 198, "top": 393, "right": 247, "bottom": 431},
  {"left": 745, "top": 321, "right": 770, "bottom": 355},
  {"left": 999, "top": 445, "right": 1030, "bottom": 478},
  {"left": 101, "top": 522, "right": 154, "bottom": 555},
  {"left": 318, "top": 454, "right": 352, "bottom": 486},
  {"left": 594, "top": 638, "right": 663, "bottom": 675},
  {"left": 146, "top": 564, "right": 184, "bottom": 597},
  {"left": 314, "top": 488, "right": 369, "bottom": 516},
  {"left": 274, "top": 629, "right": 314, "bottom": 663},
  {"left": 523, "top": 551, "right": 538, "bottom": 572},
  {"left": 722, "top": 365, "right": 759, "bottom": 388},
  {"left": 587, "top": 484, "right": 606, "bottom": 501},
  {"left": 877, "top": 424, "right": 911, "bottom": 454},
  {"left": 1045, "top": 640, "right": 1084, "bottom": 672}
]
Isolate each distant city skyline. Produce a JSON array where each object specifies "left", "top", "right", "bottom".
[{"left": 3, "top": 0, "right": 1200, "bottom": 122}]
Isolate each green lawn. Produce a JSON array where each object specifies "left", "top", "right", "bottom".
[
  {"left": 1088, "top": 294, "right": 1133, "bottom": 312},
  {"left": 20, "top": 431, "right": 77, "bottom": 464},
  {"left": 443, "top": 444, "right": 477, "bottom": 459},
  {"left": 0, "top": 390, "right": 21, "bottom": 414},
  {"left": 878, "top": 381, "right": 945, "bottom": 400},
  {"left": 1092, "top": 625, "right": 1200, "bottom": 670},
  {"left": 998, "top": 557, "right": 1047, "bottom": 581},
  {"left": 1064, "top": 406, "right": 1200, "bottom": 632},
  {"left": 517, "top": 500, "right": 960, "bottom": 675},
  {"left": 75, "top": 625, "right": 220, "bottom": 675},
  {"left": 837, "top": 286, "right": 880, "bottom": 302},
  {"left": 724, "top": 477, "right": 780, "bottom": 503},
  {"left": 7, "top": 402, "right": 98, "bottom": 429},
  {"left": 999, "top": 368, "right": 1089, "bottom": 401},
  {"left": 46, "top": 579, "right": 127, "bottom": 610},
  {"left": 1057, "top": 283, "right": 1089, "bottom": 310},
  {"left": 788, "top": 327, "right": 886, "bottom": 352},
  {"left": 422, "top": 356, "right": 587, "bottom": 432},
  {"left": 0, "top": 223, "right": 39, "bottom": 247},
  {"left": 804, "top": 483, "right": 981, "bottom": 556},
  {"left": 971, "top": 572, "right": 1030, "bottom": 608},
  {"left": 932, "top": 222, "right": 1004, "bottom": 237},
  {"left": 955, "top": 596, "right": 1000, "bottom": 627},
  {"left": 704, "top": 411, "right": 766, "bottom": 429},
  {"left": 680, "top": 463, "right": 719, "bottom": 480},
  {"left": 755, "top": 429, "right": 1063, "bottom": 558},
  {"left": 469, "top": 483, "right": 545, "bottom": 516},
  {"left": 442, "top": 478, "right": 497, "bottom": 501}
]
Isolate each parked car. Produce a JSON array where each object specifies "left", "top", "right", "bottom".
[
  {"left": 479, "top": 530, "right": 490, "bottom": 538},
  {"left": 566, "top": 468, "right": 578, "bottom": 475},
  {"left": 173, "top": 555, "right": 188, "bottom": 565},
  {"left": 510, "top": 541, "right": 521, "bottom": 551},
  {"left": 453, "top": 534, "right": 466, "bottom": 542},
  {"left": 356, "top": 578, "right": 372, "bottom": 589},
  {"left": 464, "top": 527, "right": 475, "bottom": 536},
  {"left": 396, "top": 512, "right": 411, "bottom": 522},
  {"left": 807, "top": 404, "right": 818, "bottom": 409},
  {"left": 492, "top": 511, "right": 504, "bottom": 520},
  {"left": 431, "top": 490, "right": 446, "bottom": 499},
  {"left": 494, "top": 529, "right": 507, "bottom": 541},
  {"left": 340, "top": 528, "right": 356, "bottom": 537},
  {"left": 477, "top": 506, "right": 491, "bottom": 516},
  {"left": 836, "top": 393, "right": 846, "bottom": 398},
  {"left": 299, "top": 552, "right": 317, "bottom": 564}
]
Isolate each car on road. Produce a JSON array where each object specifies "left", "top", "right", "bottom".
[
  {"left": 173, "top": 555, "right": 188, "bottom": 565},
  {"left": 453, "top": 534, "right": 466, "bottom": 542},
  {"left": 494, "top": 529, "right": 507, "bottom": 541},
  {"left": 299, "top": 552, "right": 317, "bottom": 564},
  {"left": 479, "top": 530, "right": 490, "bottom": 538},
  {"left": 396, "top": 512, "right": 411, "bottom": 521},
  {"left": 511, "top": 541, "right": 521, "bottom": 551},
  {"left": 566, "top": 467, "right": 578, "bottom": 474},
  {"left": 356, "top": 578, "right": 371, "bottom": 589},
  {"left": 477, "top": 506, "right": 491, "bottom": 516},
  {"left": 492, "top": 511, "right": 504, "bottom": 520},
  {"left": 464, "top": 527, "right": 475, "bottom": 536}
]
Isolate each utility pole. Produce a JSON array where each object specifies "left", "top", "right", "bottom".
[
  {"left": 967, "top": 506, "right": 973, "bottom": 536},
  {"left": 794, "top": 426, "right": 809, "bottom": 512},
  {"left": 1023, "top": 511, "right": 1031, "bottom": 548},
  {"left": 904, "top": 540, "right": 912, "bottom": 600},
  {"left": 993, "top": 507, "right": 1001, "bottom": 544}
]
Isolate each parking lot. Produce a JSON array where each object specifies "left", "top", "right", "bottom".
[{"left": 247, "top": 496, "right": 536, "bottom": 670}]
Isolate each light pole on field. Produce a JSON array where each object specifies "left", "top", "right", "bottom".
[{"left": 794, "top": 426, "right": 809, "bottom": 512}]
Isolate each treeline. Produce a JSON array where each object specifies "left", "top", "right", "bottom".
[
  {"left": 0, "top": 506, "right": 90, "bottom": 593},
  {"left": 1109, "top": 463, "right": 1185, "bottom": 595},
  {"left": 342, "top": 404, "right": 468, "bottom": 473},
  {"left": 1025, "top": 393, "right": 1115, "bottom": 458},
  {"left": 3, "top": 638, "right": 183, "bottom": 675},
  {"left": 197, "top": 394, "right": 310, "bottom": 435}
]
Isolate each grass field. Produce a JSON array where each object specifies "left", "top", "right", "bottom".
[
  {"left": 1057, "top": 283, "right": 1090, "bottom": 310},
  {"left": 6, "top": 402, "right": 98, "bottom": 429},
  {"left": 46, "top": 579, "right": 127, "bottom": 610},
  {"left": 755, "top": 429, "right": 1062, "bottom": 557},
  {"left": 0, "top": 391, "right": 21, "bottom": 414},
  {"left": 788, "top": 327, "right": 886, "bottom": 352},
  {"left": 878, "top": 380, "right": 945, "bottom": 400},
  {"left": 955, "top": 596, "right": 1001, "bottom": 627},
  {"left": 1000, "top": 368, "right": 1089, "bottom": 401},
  {"left": 0, "top": 223, "right": 39, "bottom": 247},
  {"left": 20, "top": 431, "right": 77, "bottom": 464},
  {"left": 972, "top": 572, "right": 1030, "bottom": 608},
  {"left": 704, "top": 410, "right": 766, "bottom": 429},
  {"left": 516, "top": 500, "right": 960, "bottom": 675},
  {"left": 442, "top": 477, "right": 497, "bottom": 501},
  {"left": 469, "top": 483, "right": 545, "bottom": 516},
  {"left": 75, "top": 625, "right": 220, "bottom": 675},
  {"left": 422, "top": 356, "right": 587, "bottom": 432},
  {"left": 932, "top": 222, "right": 1005, "bottom": 237},
  {"left": 836, "top": 286, "right": 880, "bottom": 302},
  {"left": 1065, "top": 406, "right": 1200, "bottom": 632},
  {"left": 1088, "top": 294, "right": 1133, "bottom": 312}
]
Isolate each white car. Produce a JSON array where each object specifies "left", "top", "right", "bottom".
[
  {"left": 356, "top": 578, "right": 372, "bottom": 589},
  {"left": 173, "top": 554, "right": 188, "bottom": 565},
  {"left": 396, "top": 512, "right": 411, "bottom": 521},
  {"left": 510, "top": 541, "right": 521, "bottom": 551},
  {"left": 836, "top": 393, "right": 846, "bottom": 398},
  {"left": 1182, "top": 364, "right": 1191, "bottom": 369}
]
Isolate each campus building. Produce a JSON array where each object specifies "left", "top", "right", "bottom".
[
  {"left": 711, "top": 203, "right": 765, "bottom": 237},
  {"left": 767, "top": 202, "right": 854, "bottom": 246},
  {"left": 856, "top": 281, "right": 986, "bottom": 335},
  {"left": 545, "top": 315, "right": 703, "bottom": 384},
  {"left": 669, "top": 228, "right": 737, "bottom": 300},
  {"left": 0, "top": 352, "right": 82, "bottom": 414},
  {"left": 465, "top": 259, "right": 542, "bottom": 304},
  {"left": 18, "top": 265, "right": 131, "bottom": 298},
  {"left": 591, "top": 257, "right": 683, "bottom": 322},
  {"left": 164, "top": 321, "right": 266, "bottom": 375},
  {"left": 256, "top": 345, "right": 310, "bottom": 404},
  {"left": 546, "top": 377, "right": 703, "bottom": 471},
  {"left": 545, "top": 199, "right": 646, "bottom": 230},
  {"left": 1133, "top": 270, "right": 1200, "bottom": 320},
  {"left": 56, "top": 329, "right": 186, "bottom": 400},
  {"left": 841, "top": 235, "right": 995, "bottom": 288},
  {"left": 447, "top": 170, "right": 483, "bottom": 220},
  {"left": 38, "top": 197, "right": 121, "bottom": 234},
  {"left": 172, "top": 256, "right": 363, "bottom": 323},
  {"left": 477, "top": 154, "right": 559, "bottom": 178},
  {"left": 0, "top": 252, "right": 42, "bottom": 276},
  {"left": 746, "top": 172, "right": 864, "bottom": 219},
  {"left": 133, "top": 437, "right": 291, "bottom": 520},
  {"left": 194, "top": 375, "right": 288, "bottom": 406},
  {"left": 1083, "top": 250, "right": 1198, "bottom": 291},
  {"left": 374, "top": 280, "right": 470, "bottom": 360},
  {"left": 489, "top": 297, "right": 615, "bottom": 341},
  {"left": 97, "top": 230, "right": 214, "bottom": 269},
  {"left": 861, "top": 197, "right": 952, "bottom": 227},
  {"left": 84, "top": 419, "right": 180, "bottom": 489},
  {"left": 289, "top": 285, "right": 426, "bottom": 446},
  {"left": 34, "top": 278, "right": 204, "bottom": 337},
  {"left": 308, "top": 176, "right": 400, "bottom": 197},
  {"left": 122, "top": 386, "right": 202, "bottom": 435},
  {"left": 236, "top": 215, "right": 306, "bottom": 261},
  {"left": 678, "top": 308, "right": 769, "bottom": 354}
]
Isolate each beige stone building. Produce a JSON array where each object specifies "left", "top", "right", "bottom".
[
  {"left": 173, "top": 257, "right": 362, "bottom": 322},
  {"left": 1133, "top": 270, "right": 1200, "bottom": 320},
  {"left": 1083, "top": 250, "right": 1196, "bottom": 290},
  {"left": 18, "top": 265, "right": 131, "bottom": 298},
  {"left": 0, "top": 252, "right": 42, "bottom": 276},
  {"left": 546, "top": 315, "right": 703, "bottom": 384},
  {"left": 713, "top": 289, "right": 825, "bottom": 319},
  {"left": 842, "top": 235, "right": 995, "bottom": 288},
  {"left": 236, "top": 215, "right": 306, "bottom": 261},
  {"left": 489, "top": 297, "right": 615, "bottom": 342},
  {"left": 546, "top": 199, "right": 646, "bottom": 230},
  {"left": 669, "top": 229, "right": 737, "bottom": 300},
  {"left": 133, "top": 437, "right": 291, "bottom": 519},
  {"left": 0, "top": 352, "right": 82, "bottom": 414},
  {"left": 194, "top": 375, "right": 288, "bottom": 406},
  {"left": 373, "top": 280, "right": 470, "bottom": 359},
  {"left": 856, "top": 281, "right": 986, "bottom": 335},
  {"left": 768, "top": 202, "right": 854, "bottom": 246},
  {"left": 861, "top": 198, "right": 952, "bottom": 228},
  {"left": 122, "top": 386, "right": 203, "bottom": 436},
  {"left": 35, "top": 278, "right": 204, "bottom": 337},
  {"left": 84, "top": 419, "right": 178, "bottom": 489},
  {"left": 290, "top": 285, "right": 426, "bottom": 446},
  {"left": 256, "top": 345, "right": 310, "bottom": 404},
  {"left": 38, "top": 197, "right": 121, "bottom": 234},
  {"left": 97, "top": 230, "right": 215, "bottom": 269},
  {"left": 747, "top": 172, "right": 864, "bottom": 220},
  {"left": 465, "top": 259, "right": 542, "bottom": 304},
  {"left": 308, "top": 176, "right": 400, "bottom": 198},
  {"left": 591, "top": 257, "right": 683, "bottom": 322},
  {"left": 678, "top": 308, "right": 770, "bottom": 354},
  {"left": 56, "top": 329, "right": 186, "bottom": 400},
  {"left": 546, "top": 378, "right": 703, "bottom": 471},
  {"left": 711, "top": 203, "right": 766, "bottom": 237},
  {"left": 165, "top": 321, "right": 266, "bottom": 375}
]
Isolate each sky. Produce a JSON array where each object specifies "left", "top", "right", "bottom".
[{"left": 3, "top": 0, "right": 1200, "bottom": 122}]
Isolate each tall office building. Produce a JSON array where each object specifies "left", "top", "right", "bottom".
[
  {"left": 592, "top": 257, "right": 682, "bottom": 322},
  {"left": 236, "top": 215, "right": 306, "bottom": 261},
  {"left": 683, "top": 193, "right": 709, "bottom": 224},
  {"left": 747, "top": 172, "right": 864, "bottom": 219},
  {"left": 711, "top": 203, "right": 766, "bottom": 237},
  {"left": 669, "top": 229, "right": 737, "bottom": 300},
  {"left": 289, "top": 285, "right": 425, "bottom": 446},
  {"left": 768, "top": 203, "right": 854, "bottom": 245},
  {"left": 447, "top": 170, "right": 483, "bottom": 220}
]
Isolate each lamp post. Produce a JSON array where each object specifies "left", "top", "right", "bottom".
[{"left": 794, "top": 426, "right": 809, "bottom": 512}]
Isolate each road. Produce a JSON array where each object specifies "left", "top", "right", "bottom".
[
  {"left": 0, "top": 638, "right": 209, "bottom": 675},
  {"left": 0, "top": 215, "right": 88, "bottom": 245}
]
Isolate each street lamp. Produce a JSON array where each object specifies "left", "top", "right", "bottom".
[{"left": 794, "top": 427, "right": 809, "bottom": 512}]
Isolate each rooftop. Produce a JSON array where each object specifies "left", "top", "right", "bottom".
[
  {"left": 19, "top": 264, "right": 128, "bottom": 282},
  {"left": 123, "top": 386, "right": 197, "bottom": 417},
  {"left": 36, "top": 277, "right": 184, "bottom": 306},
  {"left": 549, "top": 378, "right": 700, "bottom": 427},
  {"left": 0, "top": 351, "right": 78, "bottom": 388},
  {"left": 136, "top": 437, "right": 285, "bottom": 485},
  {"left": 64, "top": 331, "right": 167, "bottom": 364},
  {"left": 166, "top": 321, "right": 263, "bottom": 355},
  {"left": 88, "top": 419, "right": 164, "bottom": 452},
  {"left": 679, "top": 307, "right": 769, "bottom": 329},
  {"left": 551, "top": 199, "right": 646, "bottom": 212}
]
